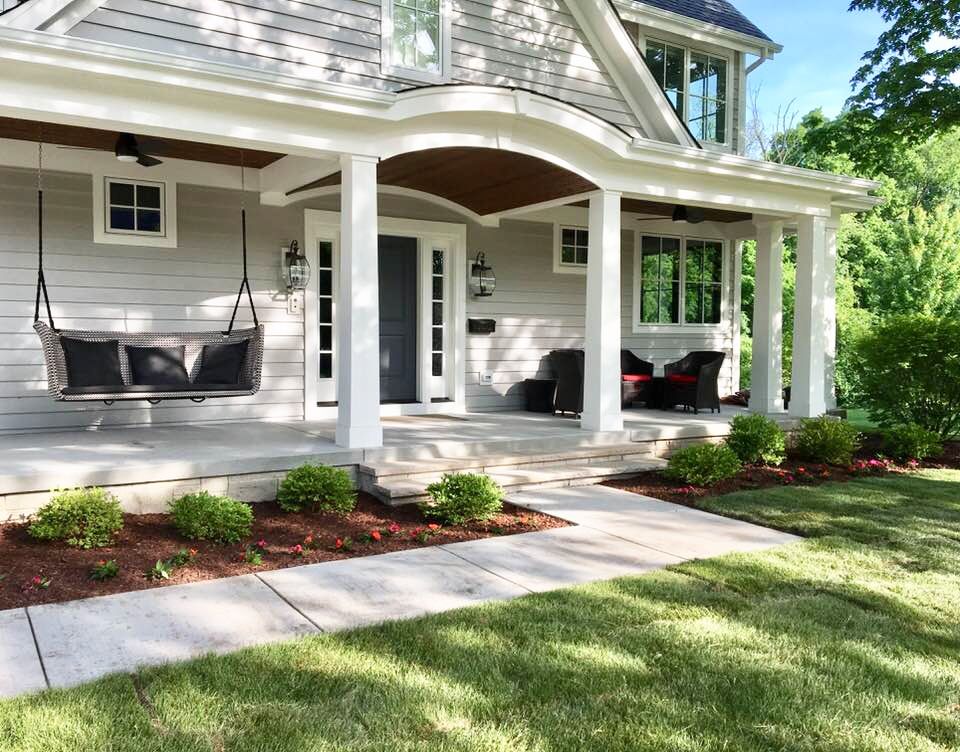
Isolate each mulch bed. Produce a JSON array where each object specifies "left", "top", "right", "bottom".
[
  {"left": 606, "top": 437, "right": 960, "bottom": 507},
  {"left": 0, "top": 494, "right": 566, "bottom": 611}
]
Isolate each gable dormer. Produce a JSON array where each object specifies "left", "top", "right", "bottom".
[{"left": 614, "top": 0, "right": 781, "bottom": 155}]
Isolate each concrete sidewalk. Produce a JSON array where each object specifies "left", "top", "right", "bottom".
[{"left": 0, "top": 486, "right": 799, "bottom": 697}]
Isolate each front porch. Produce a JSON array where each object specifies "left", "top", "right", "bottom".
[{"left": 0, "top": 407, "right": 788, "bottom": 518}]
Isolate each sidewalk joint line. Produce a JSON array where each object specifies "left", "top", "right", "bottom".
[
  {"left": 24, "top": 607, "right": 50, "bottom": 689},
  {"left": 436, "top": 546, "right": 535, "bottom": 594},
  {"left": 254, "top": 574, "right": 326, "bottom": 634}
]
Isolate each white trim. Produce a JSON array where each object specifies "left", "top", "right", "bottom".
[
  {"left": 380, "top": 0, "right": 452, "bottom": 85},
  {"left": 553, "top": 223, "right": 590, "bottom": 275},
  {"left": 92, "top": 174, "right": 177, "bottom": 248},
  {"left": 303, "top": 209, "right": 466, "bottom": 420},
  {"left": 631, "top": 230, "right": 728, "bottom": 333}
]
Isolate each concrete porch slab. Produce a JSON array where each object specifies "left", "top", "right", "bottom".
[
  {"left": 28, "top": 574, "right": 318, "bottom": 689},
  {"left": 509, "top": 486, "right": 801, "bottom": 561},
  {"left": 441, "top": 526, "right": 684, "bottom": 592},
  {"left": 258, "top": 547, "right": 529, "bottom": 631},
  {"left": 0, "top": 609, "right": 47, "bottom": 698}
]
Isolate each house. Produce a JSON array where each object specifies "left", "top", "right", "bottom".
[{"left": 0, "top": 0, "right": 879, "bottom": 453}]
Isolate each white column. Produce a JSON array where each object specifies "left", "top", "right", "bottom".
[
  {"left": 791, "top": 214, "right": 829, "bottom": 418},
  {"left": 335, "top": 154, "right": 383, "bottom": 448},
  {"left": 731, "top": 239, "right": 745, "bottom": 392},
  {"left": 581, "top": 190, "right": 623, "bottom": 433},
  {"left": 751, "top": 220, "right": 785, "bottom": 414},
  {"left": 824, "top": 217, "right": 840, "bottom": 411}
]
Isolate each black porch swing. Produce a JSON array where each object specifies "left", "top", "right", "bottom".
[{"left": 32, "top": 141, "right": 265, "bottom": 404}]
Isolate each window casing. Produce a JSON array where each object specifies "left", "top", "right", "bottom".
[
  {"left": 554, "top": 225, "right": 589, "bottom": 274},
  {"left": 634, "top": 234, "right": 725, "bottom": 329},
  {"left": 382, "top": 0, "right": 450, "bottom": 83},
  {"left": 93, "top": 176, "right": 177, "bottom": 248},
  {"left": 646, "top": 39, "right": 729, "bottom": 145}
]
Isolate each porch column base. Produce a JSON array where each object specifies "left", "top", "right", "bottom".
[
  {"left": 335, "top": 423, "right": 384, "bottom": 450},
  {"left": 581, "top": 190, "right": 623, "bottom": 433}
]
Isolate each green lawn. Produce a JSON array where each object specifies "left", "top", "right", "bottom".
[
  {"left": 4, "top": 472, "right": 960, "bottom": 752},
  {"left": 846, "top": 408, "right": 881, "bottom": 433}
]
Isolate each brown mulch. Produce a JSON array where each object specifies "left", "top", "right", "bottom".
[
  {"left": 606, "top": 438, "right": 960, "bottom": 507},
  {"left": 0, "top": 494, "right": 566, "bottom": 611}
]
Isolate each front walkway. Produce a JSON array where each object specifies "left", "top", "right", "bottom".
[{"left": 0, "top": 485, "right": 798, "bottom": 697}]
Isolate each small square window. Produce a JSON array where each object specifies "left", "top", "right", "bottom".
[
  {"left": 104, "top": 178, "right": 166, "bottom": 238},
  {"left": 556, "top": 225, "right": 589, "bottom": 273}
]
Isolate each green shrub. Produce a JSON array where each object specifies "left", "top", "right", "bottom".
[
  {"left": 665, "top": 444, "right": 742, "bottom": 487},
  {"left": 884, "top": 423, "right": 943, "bottom": 461},
  {"left": 28, "top": 487, "right": 123, "bottom": 549},
  {"left": 421, "top": 473, "right": 504, "bottom": 525},
  {"left": 169, "top": 491, "right": 252, "bottom": 544},
  {"left": 794, "top": 417, "right": 861, "bottom": 466},
  {"left": 277, "top": 464, "right": 356, "bottom": 514},
  {"left": 856, "top": 315, "right": 960, "bottom": 438},
  {"left": 725, "top": 414, "right": 786, "bottom": 466}
]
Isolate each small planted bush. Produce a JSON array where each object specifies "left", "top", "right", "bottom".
[
  {"left": 169, "top": 491, "right": 252, "bottom": 544},
  {"left": 29, "top": 487, "right": 123, "bottom": 549},
  {"left": 884, "top": 423, "right": 943, "bottom": 461},
  {"left": 277, "top": 464, "right": 356, "bottom": 514},
  {"left": 725, "top": 414, "right": 787, "bottom": 466},
  {"left": 421, "top": 473, "right": 504, "bottom": 525},
  {"left": 794, "top": 417, "right": 861, "bottom": 466},
  {"left": 665, "top": 444, "right": 742, "bottom": 487}
]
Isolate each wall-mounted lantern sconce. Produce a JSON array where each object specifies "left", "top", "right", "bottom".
[
  {"left": 282, "top": 240, "right": 311, "bottom": 292},
  {"left": 469, "top": 252, "right": 496, "bottom": 297}
]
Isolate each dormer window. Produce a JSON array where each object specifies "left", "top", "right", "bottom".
[
  {"left": 382, "top": 0, "right": 450, "bottom": 83},
  {"left": 646, "top": 40, "right": 729, "bottom": 145}
]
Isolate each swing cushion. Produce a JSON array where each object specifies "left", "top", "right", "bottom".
[
  {"left": 195, "top": 340, "right": 249, "bottom": 385},
  {"left": 126, "top": 345, "right": 190, "bottom": 386},
  {"left": 60, "top": 337, "right": 124, "bottom": 388}
]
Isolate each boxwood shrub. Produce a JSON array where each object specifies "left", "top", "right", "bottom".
[
  {"left": 794, "top": 417, "right": 861, "bottom": 466},
  {"left": 725, "top": 414, "right": 786, "bottom": 466},
  {"left": 665, "top": 444, "right": 742, "bottom": 487},
  {"left": 169, "top": 491, "right": 253, "bottom": 544},
  {"left": 421, "top": 473, "right": 504, "bottom": 525},
  {"left": 884, "top": 423, "right": 943, "bottom": 461},
  {"left": 28, "top": 487, "right": 124, "bottom": 549},
  {"left": 277, "top": 464, "right": 356, "bottom": 514}
]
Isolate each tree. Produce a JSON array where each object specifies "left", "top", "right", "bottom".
[{"left": 848, "top": 0, "right": 960, "bottom": 142}]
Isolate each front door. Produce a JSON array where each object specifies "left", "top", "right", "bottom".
[{"left": 378, "top": 235, "right": 419, "bottom": 402}]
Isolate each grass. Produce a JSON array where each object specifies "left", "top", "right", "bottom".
[
  {"left": 3, "top": 471, "right": 960, "bottom": 751},
  {"left": 846, "top": 407, "right": 881, "bottom": 433}
]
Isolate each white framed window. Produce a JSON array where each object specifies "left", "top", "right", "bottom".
[
  {"left": 381, "top": 0, "right": 451, "bottom": 84},
  {"left": 634, "top": 233, "right": 726, "bottom": 330},
  {"left": 646, "top": 39, "right": 730, "bottom": 145},
  {"left": 93, "top": 176, "right": 177, "bottom": 247},
  {"left": 553, "top": 225, "right": 589, "bottom": 275}
]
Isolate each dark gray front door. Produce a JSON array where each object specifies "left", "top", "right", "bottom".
[{"left": 379, "top": 235, "right": 418, "bottom": 402}]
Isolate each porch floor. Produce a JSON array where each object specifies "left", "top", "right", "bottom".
[{"left": 0, "top": 408, "right": 780, "bottom": 498}]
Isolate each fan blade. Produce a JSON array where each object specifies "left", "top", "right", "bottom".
[
  {"left": 56, "top": 145, "right": 105, "bottom": 152},
  {"left": 137, "top": 153, "right": 163, "bottom": 168}
]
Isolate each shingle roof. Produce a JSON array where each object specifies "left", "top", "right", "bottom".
[{"left": 631, "top": 0, "right": 773, "bottom": 43}]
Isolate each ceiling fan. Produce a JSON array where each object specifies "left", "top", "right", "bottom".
[
  {"left": 635, "top": 205, "right": 706, "bottom": 224},
  {"left": 56, "top": 132, "right": 167, "bottom": 167}
]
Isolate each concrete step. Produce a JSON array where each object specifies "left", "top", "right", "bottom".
[
  {"left": 370, "top": 457, "right": 667, "bottom": 506},
  {"left": 359, "top": 442, "right": 658, "bottom": 483}
]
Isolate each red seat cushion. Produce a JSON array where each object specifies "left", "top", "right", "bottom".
[
  {"left": 622, "top": 374, "right": 652, "bottom": 383},
  {"left": 667, "top": 373, "right": 698, "bottom": 384}
]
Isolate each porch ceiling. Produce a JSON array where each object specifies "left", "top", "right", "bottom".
[
  {"left": 0, "top": 116, "right": 284, "bottom": 168},
  {"left": 292, "top": 147, "right": 599, "bottom": 216}
]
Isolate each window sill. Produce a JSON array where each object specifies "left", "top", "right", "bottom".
[
  {"left": 553, "top": 263, "right": 588, "bottom": 276},
  {"left": 382, "top": 64, "right": 447, "bottom": 86}
]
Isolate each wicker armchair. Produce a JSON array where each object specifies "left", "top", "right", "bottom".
[
  {"left": 663, "top": 351, "right": 725, "bottom": 414},
  {"left": 549, "top": 349, "right": 656, "bottom": 415},
  {"left": 621, "top": 350, "right": 654, "bottom": 408}
]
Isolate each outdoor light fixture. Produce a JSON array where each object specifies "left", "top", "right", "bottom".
[
  {"left": 283, "top": 240, "right": 311, "bottom": 292},
  {"left": 469, "top": 251, "right": 496, "bottom": 297}
]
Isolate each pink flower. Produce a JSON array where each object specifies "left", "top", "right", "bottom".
[
  {"left": 387, "top": 522, "right": 401, "bottom": 535},
  {"left": 31, "top": 576, "right": 41, "bottom": 586},
  {"left": 257, "top": 539, "right": 267, "bottom": 549},
  {"left": 290, "top": 544, "right": 303, "bottom": 555}
]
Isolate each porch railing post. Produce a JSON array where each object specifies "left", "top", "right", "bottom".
[
  {"left": 581, "top": 189, "right": 623, "bottom": 433},
  {"left": 751, "top": 219, "right": 785, "bottom": 414},
  {"left": 335, "top": 154, "right": 383, "bottom": 449},
  {"left": 790, "top": 214, "right": 829, "bottom": 418}
]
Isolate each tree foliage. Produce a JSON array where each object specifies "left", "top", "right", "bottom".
[{"left": 848, "top": 0, "right": 960, "bottom": 143}]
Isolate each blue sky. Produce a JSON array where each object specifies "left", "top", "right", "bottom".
[{"left": 732, "top": 0, "right": 889, "bottom": 125}]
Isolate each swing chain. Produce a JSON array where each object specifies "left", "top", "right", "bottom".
[
  {"left": 227, "top": 149, "right": 259, "bottom": 333},
  {"left": 34, "top": 136, "right": 56, "bottom": 330}
]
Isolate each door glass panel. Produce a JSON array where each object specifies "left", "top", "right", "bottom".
[
  {"left": 317, "top": 240, "right": 334, "bottom": 379},
  {"left": 431, "top": 249, "right": 444, "bottom": 377}
]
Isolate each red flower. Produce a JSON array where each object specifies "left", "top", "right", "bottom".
[
  {"left": 304, "top": 535, "right": 314, "bottom": 547},
  {"left": 387, "top": 522, "right": 401, "bottom": 535},
  {"left": 31, "top": 576, "right": 41, "bottom": 586},
  {"left": 427, "top": 523, "right": 440, "bottom": 531},
  {"left": 290, "top": 544, "right": 303, "bottom": 555},
  {"left": 257, "top": 539, "right": 267, "bottom": 549},
  {"left": 189, "top": 549, "right": 198, "bottom": 558},
  {"left": 371, "top": 530, "right": 382, "bottom": 542},
  {"left": 335, "top": 538, "right": 344, "bottom": 549}
]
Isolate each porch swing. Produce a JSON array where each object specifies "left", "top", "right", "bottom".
[{"left": 32, "top": 141, "right": 265, "bottom": 404}]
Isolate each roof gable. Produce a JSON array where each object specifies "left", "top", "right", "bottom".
[{"left": 630, "top": 0, "right": 772, "bottom": 42}]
